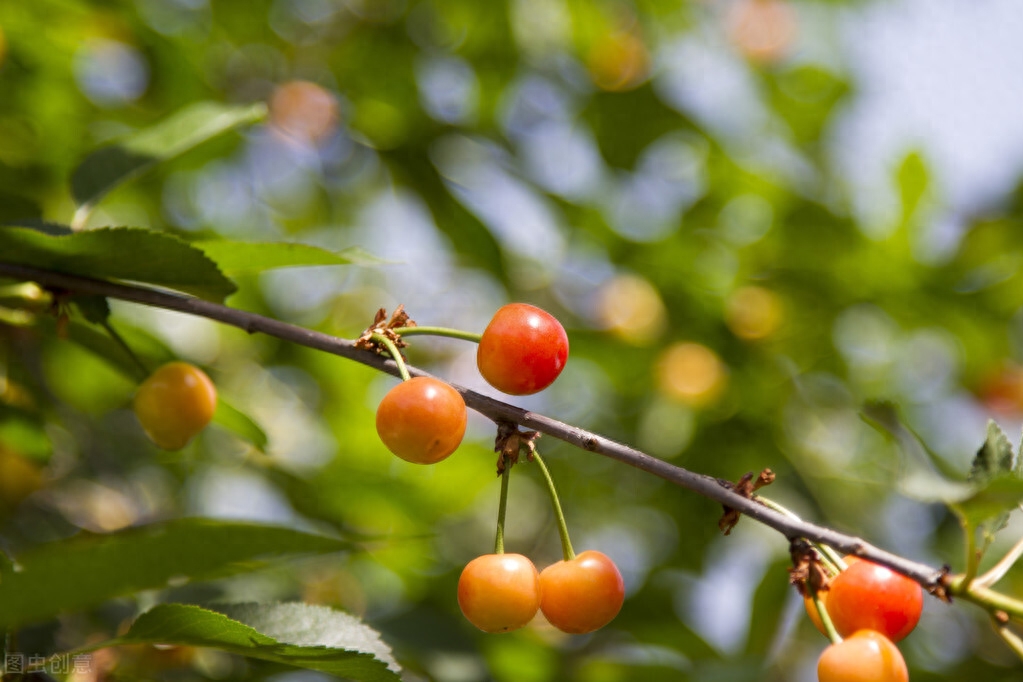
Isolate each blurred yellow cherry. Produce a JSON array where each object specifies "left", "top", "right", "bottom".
[
  {"left": 656, "top": 342, "right": 728, "bottom": 407},
  {"left": 597, "top": 274, "right": 667, "bottom": 345},
  {"left": 726, "top": 286, "right": 783, "bottom": 341}
]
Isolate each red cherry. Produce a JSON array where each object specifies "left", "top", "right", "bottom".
[
  {"left": 477, "top": 303, "right": 569, "bottom": 395},
  {"left": 825, "top": 558, "right": 923, "bottom": 643},
  {"left": 375, "top": 377, "right": 466, "bottom": 464},
  {"left": 539, "top": 550, "right": 625, "bottom": 634},
  {"left": 457, "top": 553, "right": 541, "bottom": 633}
]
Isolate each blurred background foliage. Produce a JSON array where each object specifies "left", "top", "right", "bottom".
[{"left": 2, "top": 0, "right": 1023, "bottom": 680}]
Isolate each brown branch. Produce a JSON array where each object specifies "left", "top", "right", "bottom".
[{"left": 0, "top": 262, "right": 947, "bottom": 589}]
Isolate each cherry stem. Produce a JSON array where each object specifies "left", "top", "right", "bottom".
[
  {"left": 757, "top": 496, "right": 847, "bottom": 573},
  {"left": 532, "top": 451, "right": 575, "bottom": 562},
  {"left": 390, "top": 326, "right": 482, "bottom": 343},
  {"left": 494, "top": 460, "right": 510, "bottom": 555},
  {"left": 951, "top": 577, "right": 1023, "bottom": 621},
  {"left": 371, "top": 333, "right": 410, "bottom": 381},
  {"left": 975, "top": 533, "right": 1023, "bottom": 589},
  {"left": 993, "top": 618, "right": 1023, "bottom": 663},
  {"left": 101, "top": 320, "right": 150, "bottom": 380},
  {"left": 962, "top": 518, "right": 980, "bottom": 589},
  {"left": 811, "top": 588, "right": 842, "bottom": 645}
]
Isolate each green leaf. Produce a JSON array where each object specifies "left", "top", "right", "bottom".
[
  {"left": 896, "top": 150, "right": 929, "bottom": 226},
  {"left": 860, "top": 401, "right": 972, "bottom": 502},
  {"left": 195, "top": 240, "right": 384, "bottom": 275},
  {"left": 212, "top": 399, "right": 269, "bottom": 450},
  {"left": 71, "top": 101, "right": 267, "bottom": 209},
  {"left": 950, "top": 476, "right": 1023, "bottom": 530},
  {"left": 115, "top": 603, "right": 400, "bottom": 681},
  {"left": 72, "top": 295, "right": 111, "bottom": 324},
  {"left": 970, "top": 419, "right": 1015, "bottom": 483},
  {"left": 743, "top": 558, "right": 792, "bottom": 659},
  {"left": 0, "top": 519, "right": 351, "bottom": 629},
  {"left": 0, "top": 417, "right": 51, "bottom": 461},
  {"left": 0, "top": 225, "right": 236, "bottom": 302}
]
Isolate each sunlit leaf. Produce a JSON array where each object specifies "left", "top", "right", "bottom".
[
  {"left": 970, "top": 419, "right": 1014, "bottom": 483},
  {"left": 195, "top": 240, "right": 384, "bottom": 275},
  {"left": 212, "top": 399, "right": 269, "bottom": 450},
  {"left": 71, "top": 101, "right": 267, "bottom": 210},
  {"left": 0, "top": 225, "right": 236, "bottom": 302},
  {"left": 0, "top": 520, "right": 351, "bottom": 628},
  {"left": 113, "top": 603, "right": 400, "bottom": 681}
]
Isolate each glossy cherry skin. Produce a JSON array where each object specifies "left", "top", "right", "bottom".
[
  {"left": 825, "top": 558, "right": 923, "bottom": 642},
  {"left": 817, "top": 630, "right": 909, "bottom": 682},
  {"left": 375, "top": 377, "right": 466, "bottom": 464},
  {"left": 133, "top": 362, "right": 217, "bottom": 450},
  {"left": 539, "top": 550, "right": 625, "bottom": 634},
  {"left": 477, "top": 303, "right": 569, "bottom": 395},
  {"left": 457, "top": 553, "right": 541, "bottom": 633}
]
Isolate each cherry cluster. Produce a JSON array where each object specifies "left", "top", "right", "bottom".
[
  {"left": 374, "top": 303, "right": 625, "bottom": 635},
  {"left": 127, "top": 302, "right": 926, "bottom": 664},
  {"left": 805, "top": 556, "right": 923, "bottom": 681}
]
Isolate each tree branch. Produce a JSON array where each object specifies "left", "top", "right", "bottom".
[{"left": 0, "top": 262, "right": 946, "bottom": 588}]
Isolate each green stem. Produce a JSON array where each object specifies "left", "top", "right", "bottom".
[
  {"left": 758, "top": 496, "right": 847, "bottom": 573},
  {"left": 976, "top": 534, "right": 1023, "bottom": 589},
  {"left": 812, "top": 589, "right": 842, "bottom": 644},
  {"left": 962, "top": 519, "right": 980, "bottom": 589},
  {"left": 495, "top": 462, "right": 510, "bottom": 555},
  {"left": 102, "top": 320, "right": 150, "bottom": 380},
  {"left": 371, "top": 333, "right": 410, "bottom": 381},
  {"left": 993, "top": 620, "right": 1023, "bottom": 663},
  {"left": 950, "top": 578, "right": 1023, "bottom": 621},
  {"left": 533, "top": 451, "right": 575, "bottom": 561},
  {"left": 390, "top": 326, "right": 482, "bottom": 343}
]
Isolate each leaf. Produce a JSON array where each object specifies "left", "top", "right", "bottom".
[
  {"left": 73, "top": 295, "right": 111, "bottom": 325},
  {"left": 860, "top": 401, "right": 971, "bottom": 502},
  {"left": 217, "top": 602, "right": 400, "bottom": 674},
  {"left": 115, "top": 603, "right": 401, "bottom": 681},
  {"left": 0, "top": 225, "right": 236, "bottom": 302},
  {"left": 48, "top": 318, "right": 174, "bottom": 382},
  {"left": 0, "top": 519, "right": 351, "bottom": 629},
  {"left": 970, "top": 419, "right": 1015, "bottom": 483},
  {"left": 743, "top": 558, "right": 792, "bottom": 659},
  {"left": 71, "top": 101, "right": 267, "bottom": 209},
  {"left": 195, "top": 241, "right": 384, "bottom": 275},
  {"left": 212, "top": 399, "right": 269, "bottom": 450},
  {"left": 896, "top": 150, "right": 929, "bottom": 226},
  {"left": 950, "top": 476, "right": 1023, "bottom": 530},
  {"left": 960, "top": 421, "right": 1021, "bottom": 549}
]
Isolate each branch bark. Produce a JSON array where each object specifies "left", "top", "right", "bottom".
[{"left": 0, "top": 262, "right": 947, "bottom": 588}]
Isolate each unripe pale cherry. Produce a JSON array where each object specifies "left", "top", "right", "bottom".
[
  {"left": 817, "top": 629, "right": 909, "bottom": 682},
  {"left": 375, "top": 377, "right": 466, "bottom": 464},
  {"left": 458, "top": 553, "right": 541, "bottom": 633},
  {"left": 539, "top": 550, "right": 625, "bottom": 634}
]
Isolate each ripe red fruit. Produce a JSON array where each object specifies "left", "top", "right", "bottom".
[
  {"left": 375, "top": 377, "right": 466, "bottom": 464},
  {"left": 817, "top": 629, "right": 908, "bottom": 682},
  {"left": 133, "top": 362, "right": 217, "bottom": 450},
  {"left": 825, "top": 558, "right": 923, "bottom": 642},
  {"left": 457, "top": 553, "right": 541, "bottom": 633},
  {"left": 477, "top": 303, "right": 569, "bottom": 395},
  {"left": 539, "top": 550, "right": 625, "bottom": 634}
]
